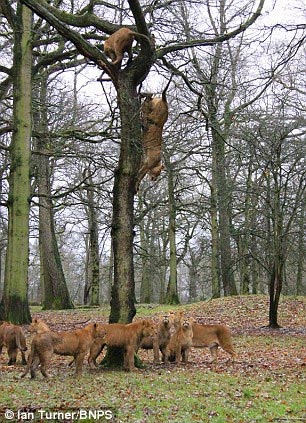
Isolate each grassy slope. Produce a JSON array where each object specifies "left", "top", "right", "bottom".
[{"left": 0, "top": 295, "right": 305, "bottom": 423}]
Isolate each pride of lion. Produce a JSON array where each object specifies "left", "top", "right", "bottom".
[{"left": 0, "top": 311, "right": 235, "bottom": 379}]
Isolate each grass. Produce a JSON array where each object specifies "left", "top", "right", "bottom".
[{"left": 0, "top": 296, "right": 305, "bottom": 422}]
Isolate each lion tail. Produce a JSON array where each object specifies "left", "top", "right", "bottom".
[
  {"left": 162, "top": 74, "right": 173, "bottom": 102},
  {"left": 16, "top": 330, "right": 27, "bottom": 352},
  {"left": 20, "top": 342, "right": 34, "bottom": 378}
]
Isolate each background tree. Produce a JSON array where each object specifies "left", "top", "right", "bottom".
[{"left": 0, "top": 3, "right": 32, "bottom": 323}]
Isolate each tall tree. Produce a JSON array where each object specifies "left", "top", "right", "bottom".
[
  {"left": 0, "top": 3, "right": 32, "bottom": 324},
  {"left": 165, "top": 163, "right": 179, "bottom": 304},
  {"left": 34, "top": 72, "right": 74, "bottom": 310}
]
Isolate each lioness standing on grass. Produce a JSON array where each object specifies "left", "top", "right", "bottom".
[
  {"left": 0, "top": 321, "right": 27, "bottom": 365},
  {"left": 166, "top": 316, "right": 195, "bottom": 364},
  {"left": 21, "top": 321, "right": 99, "bottom": 378},
  {"left": 192, "top": 323, "right": 236, "bottom": 365}
]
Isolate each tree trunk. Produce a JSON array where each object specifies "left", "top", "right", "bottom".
[
  {"left": 158, "top": 219, "right": 168, "bottom": 304},
  {"left": 210, "top": 176, "right": 221, "bottom": 298},
  {"left": 296, "top": 209, "right": 305, "bottom": 295},
  {"left": 0, "top": 4, "right": 32, "bottom": 324},
  {"left": 165, "top": 166, "right": 179, "bottom": 304},
  {"left": 188, "top": 248, "right": 198, "bottom": 302},
  {"left": 211, "top": 123, "right": 237, "bottom": 296},
  {"left": 269, "top": 264, "right": 283, "bottom": 328},
  {"left": 109, "top": 74, "right": 142, "bottom": 324},
  {"left": 268, "top": 171, "right": 283, "bottom": 328},
  {"left": 139, "top": 196, "right": 153, "bottom": 304},
  {"left": 139, "top": 200, "right": 152, "bottom": 303},
  {"left": 83, "top": 170, "right": 100, "bottom": 306},
  {"left": 35, "top": 74, "right": 73, "bottom": 311}
]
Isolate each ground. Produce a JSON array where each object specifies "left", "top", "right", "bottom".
[{"left": 0, "top": 295, "right": 305, "bottom": 422}]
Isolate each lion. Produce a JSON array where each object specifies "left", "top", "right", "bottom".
[
  {"left": 21, "top": 322, "right": 99, "bottom": 378},
  {"left": 0, "top": 321, "right": 27, "bottom": 365},
  {"left": 139, "top": 314, "right": 173, "bottom": 364},
  {"left": 169, "top": 310, "right": 184, "bottom": 331},
  {"left": 88, "top": 319, "right": 156, "bottom": 371},
  {"left": 28, "top": 318, "right": 50, "bottom": 334},
  {"left": 136, "top": 77, "right": 172, "bottom": 191},
  {"left": 104, "top": 27, "right": 151, "bottom": 66},
  {"left": 192, "top": 323, "right": 236, "bottom": 365},
  {"left": 166, "top": 316, "right": 194, "bottom": 364}
]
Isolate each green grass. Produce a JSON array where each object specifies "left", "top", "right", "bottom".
[{"left": 1, "top": 366, "right": 305, "bottom": 422}]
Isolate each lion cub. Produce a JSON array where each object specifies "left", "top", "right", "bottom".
[
  {"left": 192, "top": 323, "right": 236, "bottom": 365},
  {"left": 21, "top": 321, "right": 99, "bottom": 378},
  {"left": 166, "top": 316, "right": 195, "bottom": 364},
  {"left": 0, "top": 321, "right": 27, "bottom": 365},
  {"left": 139, "top": 314, "right": 173, "bottom": 364},
  {"left": 88, "top": 319, "right": 156, "bottom": 371}
]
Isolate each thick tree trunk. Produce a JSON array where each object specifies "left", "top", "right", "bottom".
[
  {"left": 109, "top": 74, "right": 142, "bottom": 323},
  {"left": 0, "top": 4, "right": 32, "bottom": 324},
  {"left": 269, "top": 264, "right": 282, "bottom": 328},
  {"left": 35, "top": 75, "right": 73, "bottom": 311}
]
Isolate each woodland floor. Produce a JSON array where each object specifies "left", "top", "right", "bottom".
[{"left": 0, "top": 295, "right": 305, "bottom": 423}]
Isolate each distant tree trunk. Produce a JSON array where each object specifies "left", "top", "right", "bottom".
[
  {"left": 34, "top": 74, "right": 73, "bottom": 311},
  {"left": 159, "top": 219, "right": 168, "bottom": 304},
  {"left": 211, "top": 121, "right": 237, "bottom": 296},
  {"left": 188, "top": 248, "right": 198, "bottom": 302},
  {"left": 139, "top": 196, "right": 153, "bottom": 304},
  {"left": 83, "top": 169, "right": 100, "bottom": 306},
  {"left": 251, "top": 233, "right": 259, "bottom": 294},
  {"left": 165, "top": 166, "right": 179, "bottom": 304},
  {"left": 107, "top": 240, "right": 114, "bottom": 302},
  {"left": 238, "top": 165, "right": 256, "bottom": 295},
  {"left": 296, "top": 208, "right": 305, "bottom": 295},
  {"left": 139, "top": 200, "right": 152, "bottom": 303},
  {"left": 0, "top": 4, "right": 32, "bottom": 324},
  {"left": 210, "top": 174, "right": 221, "bottom": 298}
]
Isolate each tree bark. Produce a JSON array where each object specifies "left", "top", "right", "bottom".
[
  {"left": 210, "top": 169, "right": 221, "bottom": 298},
  {"left": 139, "top": 199, "right": 152, "bottom": 303},
  {"left": 34, "top": 73, "right": 73, "bottom": 311},
  {"left": 211, "top": 122, "right": 237, "bottom": 296},
  {"left": 165, "top": 166, "right": 179, "bottom": 304},
  {"left": 109, "top": 74, "right": 143, "bottom": 323},
  {"left": 296, "top": 208, "right": 305, "bottom": 295},
  {"left": 0, "top": 4, "right": 32, "bottom": 324},
  {"left": 83, "top": 169, "right": 100, "bottom": 306}
]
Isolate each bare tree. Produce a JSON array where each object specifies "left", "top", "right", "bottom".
[{"left": 0, "top": 3, "right": 32, "bottom": 323}]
